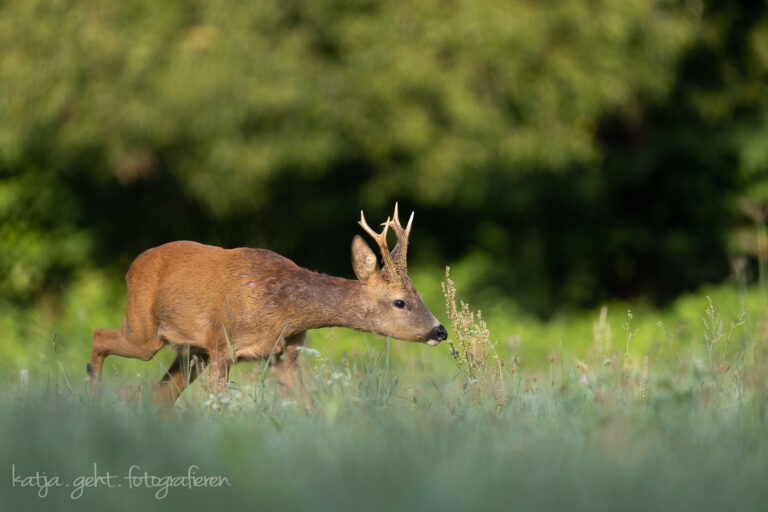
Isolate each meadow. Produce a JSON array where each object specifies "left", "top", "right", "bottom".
[
  {"left": 2, "top": 267, "right": 768, "bottom": 511},
  {"left": 2, "top": 1, "right": 766, "bottom": 509}
]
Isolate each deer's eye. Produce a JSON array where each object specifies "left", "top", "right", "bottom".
[{"left": 393, "top": 299, "right": 406, "bottom": 309}]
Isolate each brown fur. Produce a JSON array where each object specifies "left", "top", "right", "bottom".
[{"left": 88, "top": 210, "right": 444, "bottom": 404}]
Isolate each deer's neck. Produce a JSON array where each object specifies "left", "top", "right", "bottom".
[{"left": 287, "top": 270, "right": 373, "bottom": 333}]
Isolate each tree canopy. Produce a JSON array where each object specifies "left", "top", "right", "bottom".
[{"left": 1, "top": 0, "right": 767, "bottom": 314}]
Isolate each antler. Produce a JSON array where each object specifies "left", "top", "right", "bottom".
[
  {"left": 388, "top": 202, "right": 413, "bottom": 276},
  {"left": 359, "top": 210, "right": 398, "bottom": 281}
]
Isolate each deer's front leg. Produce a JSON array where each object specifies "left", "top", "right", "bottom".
[
  {"left": 154, "top": 349, "right": 208, "bottom": 405},
  {"left": 270, "top": 332, "right": 306, "bottom": 401},
  {"left": 204, "top": 348, "right": 232, "bottom": 396}
]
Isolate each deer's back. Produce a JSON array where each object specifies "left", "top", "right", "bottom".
[{"left": 126, "top": 241, "right": 302, "bottom": 347}]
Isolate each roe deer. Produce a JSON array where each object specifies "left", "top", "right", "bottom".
[{"left": 87, "top": 204, "right": 447, "bottom": 403}]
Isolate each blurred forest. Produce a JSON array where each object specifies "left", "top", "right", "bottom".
[{"left": 2, "top": 0, "right": 768, "bottom": 316}]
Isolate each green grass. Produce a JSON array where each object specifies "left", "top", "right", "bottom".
[
  {"left": 2, "top": 271, "right": 768, "bottom": 510},
  {"left": 3, "top": 338, "right": 768, "bottom": 511}
]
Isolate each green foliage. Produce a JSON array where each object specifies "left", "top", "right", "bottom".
[
  {"left": 0, "top": 0, "right": 767, "bottom": 312},
  {"left": 0, "top": 0, "right": 694, "bottom": 207}
]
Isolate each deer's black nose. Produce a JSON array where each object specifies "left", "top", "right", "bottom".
[{"left": 429, "top": 325, "right": 448, "bottom": 341}]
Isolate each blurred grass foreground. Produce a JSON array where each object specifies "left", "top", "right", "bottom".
[{"left": 3, "top": 0, "right": 768, "bottom": 510}]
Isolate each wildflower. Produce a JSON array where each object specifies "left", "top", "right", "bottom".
[
  {"left": 297, "top": 346, "right": 321, "bottom": 357},
  {"left": 205, "top": 391, "right": 231, "bottom": 410},
  {"left": 579, "top": 374, "right": 588, "bottom": 384}
]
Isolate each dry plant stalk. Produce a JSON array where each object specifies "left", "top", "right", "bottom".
[
  {"left": 640, "top": 355, "right": 649, "bottom": 401},
  {"left": 593, "top": 305, "right": 612, "bottom": 358},
  {"left": 441, "top": 267, "right": 503, "bottom": 395},
  {"left": 703, "top": 296, "right": 724, "bottom": 367},
  {"left": 623, "top": 309, "right": 638, "bottom": 370}
]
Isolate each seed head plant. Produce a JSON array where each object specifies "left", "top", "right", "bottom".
[{"left": 441, "top": 267, "right": 505, "bottom": 410}]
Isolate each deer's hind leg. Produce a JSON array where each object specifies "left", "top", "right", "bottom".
[
  {"left": 87, "top": 325, "right": 165, "bottom": 391},
  {"left": 87, "top": 293, "right": 165, "bottom": 392},
  {"left": 88, "top": 266, "right": 168, "bottom": 391}
]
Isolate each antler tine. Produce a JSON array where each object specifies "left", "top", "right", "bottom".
[
  {"left": 359, "top": 210, "right": 387, "bottom": 248},
  {"left": 359, "top": 210, "right": 398, "bottom": 280},
  {"left": 388, "top": 202, "right": 414, "bottom": 275}
]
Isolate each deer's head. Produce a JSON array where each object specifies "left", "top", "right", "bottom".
[{"left": 351, "top": 204, "right": 447, "bottom": 346}]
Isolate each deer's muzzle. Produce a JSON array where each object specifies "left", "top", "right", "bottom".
[{"left": 424, "top": 324, "right": 448, "bottom": 346}]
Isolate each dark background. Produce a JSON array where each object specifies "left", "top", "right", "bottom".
[{"left": 2, "top": 0, "right": 767, "bottom": 316}]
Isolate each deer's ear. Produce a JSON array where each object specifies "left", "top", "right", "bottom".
[{"left": 351, "top": 235, "right": 380, "bottom": 283}]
